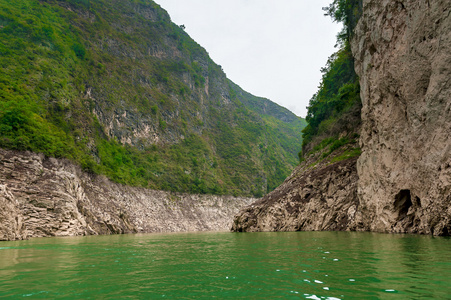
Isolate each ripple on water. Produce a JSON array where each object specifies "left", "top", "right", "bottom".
[{"left": 0, "top": 232, "right": 449, "bottom": 299}]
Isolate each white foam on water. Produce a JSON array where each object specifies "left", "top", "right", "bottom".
[{"left": 305, "top": 295, "right": 321, "bottom": 300}]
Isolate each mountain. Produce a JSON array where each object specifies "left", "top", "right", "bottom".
[
  {"left": 0, "top": 0, "right": 306, "bottom": 197},
  {"left": 232, "top": 0, "right": 450, "bottom": 236}
]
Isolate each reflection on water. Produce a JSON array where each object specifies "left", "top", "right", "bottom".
[{"left": 0, "top": 231, "right": 450, "bottom": 299}]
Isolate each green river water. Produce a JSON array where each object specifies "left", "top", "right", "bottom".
[{"left": 0, "top": 231, "right": 450, "bottom": 299}]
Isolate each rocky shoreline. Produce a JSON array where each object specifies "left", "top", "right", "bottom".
[
  {"left": 0, "top": 148, "right": 255, "bottom": 241},
  {"left": 232, "top": 144, "right": 362, "bottom": 233}
]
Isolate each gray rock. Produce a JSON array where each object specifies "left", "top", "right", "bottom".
[
  {"left": 232, "top": 0, "right": 450, "bottom": 236},
  {"left": 352, "top": 0, "right": 451, "bottom": 235},
  {"left": 232, "top": 144, "right": 361, "bottom": 233},
  {"left": 0, "top": 149, "right": 254, "bottom": 241}
]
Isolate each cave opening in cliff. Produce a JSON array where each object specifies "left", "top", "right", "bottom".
[
  {"left": 441, "top": 225, "right": 449, "bottom": 236},
  {"left": 394, "top": 189, "right": 412, "bottom": 219}
]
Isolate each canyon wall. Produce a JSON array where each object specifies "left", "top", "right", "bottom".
[
  {"left": 0, "top": 148, "right": 254, "bottom": 241},
  {"left": 233, "top": 0, "right": 450, "bottom": 236},
  {"left": 352, "top": 0, "right": 450, "bottom": 235}
]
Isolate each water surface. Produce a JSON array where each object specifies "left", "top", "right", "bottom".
[{"left": 0, "top": 231, "right": 450, "bottom": 299}]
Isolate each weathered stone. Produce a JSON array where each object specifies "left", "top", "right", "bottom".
[
  {"left": 232, "top": 0, "right": 450, "bottom": 236},
  {"left": 232, "top": 144, "right": 361, "bottom": 233},
  {"left": 0, "top": 148, "right": 254, "bottom": 241},
  {"left": 0, "top": 184, "right": 27, "bottom": 241},
  {"left": 352, "top": 0, "right": 451, "bottom": 235}
]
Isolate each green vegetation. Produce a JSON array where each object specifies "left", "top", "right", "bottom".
[
  {"left": 0, "top": 0, "right": 305, "bottom": 197},
  {"left": 301, "top": 44, "right": 359, "bottom": 148},
  {"left": 300, "top": 0, "right": 362, "bottom": 161},
  {"left": 323, "top": 0, "right": 362, "bottom": 42},
  {"left": 319, "top": 135, "right": 359, "bottom": 159},
  {"left": 0, "top": 0, "right": 90, "bottom": 161},
  {"left": 300, "top": 133, "right": 360, "bottom": 165},
  {"left": 93, "top": 134, "right": 226, "bottom": 194},
  {"left": 329, "top": 147, "right": 361, "bottom": 163}
]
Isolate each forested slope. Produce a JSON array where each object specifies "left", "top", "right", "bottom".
[{"left": 0, "top": 0, "right": 305, "bottom": 197}]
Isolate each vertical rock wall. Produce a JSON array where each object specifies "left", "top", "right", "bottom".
[
  {"left": 352, "top": 0, "right": 451, "bottom": 235},
  {"left": 232, "top": 0, "right": 450, "bottom": 236}
]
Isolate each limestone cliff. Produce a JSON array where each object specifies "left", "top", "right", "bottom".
[
  {"left": 232, "top": 0, "right": 450, "bottom": 236},
  {"left": 352, "top": 0, "right": 450, "bottom": 235},
  {"left": 0, "top": 148, "right": 254, "bottom": 241}
]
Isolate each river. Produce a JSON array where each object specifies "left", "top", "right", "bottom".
[{"left": 0, "top": 231, "right": 450, "bottom": 299}]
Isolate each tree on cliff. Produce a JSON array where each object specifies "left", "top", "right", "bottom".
[
  {"left": 323, "top": 0, "right": 363, "bottom": 42},
  {"left": 300, "top": 0, "right": 362, "bottom": 156}
]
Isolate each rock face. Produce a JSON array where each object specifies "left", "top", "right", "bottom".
[
  {"left": 352, "top": 0, "right": 451, "bottom": 235},
  {"left": 232, "top": 144, "right": 361, "bottom": 232},
  {"left": 232, "top": 0, "right": 450, "bottom": 236},
  {"left": 0, "top": 148, "right": 254, "bottom": 241}
]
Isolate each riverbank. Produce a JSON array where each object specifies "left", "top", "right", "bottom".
[{"left": 0, "top": 148, "right": 255, "bottom": 241}]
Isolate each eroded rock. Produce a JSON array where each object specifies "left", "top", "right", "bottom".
[
  {"left": 352, "top": 0, "right": 451, "bottom": 235},
  {"left": 232, "top": 0, "right": 450, "bottom": 236},
  {"left": 232, "top": 145, "right": 362, "bottom": 233},
  {"left": 0, "top": 149, "right": 254, "bottom": 241}
]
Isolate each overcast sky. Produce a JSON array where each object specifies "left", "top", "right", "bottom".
[{"left": 154, "top": 0, "right": 342, "bottom": 118}]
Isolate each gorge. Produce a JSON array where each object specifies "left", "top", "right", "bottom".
[
  {"left": 1, "top": 0, "right": 450, "bottom": 240},
  {"left": 0, "top": 0, "right": 301, "bottom": 240}
]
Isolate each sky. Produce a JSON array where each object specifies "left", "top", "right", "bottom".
[{"left": 153, "top": 0, "right": 342, "bottom": 118}]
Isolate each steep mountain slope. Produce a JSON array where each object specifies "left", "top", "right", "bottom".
[{"left": 0, "top": 0, "right": 305, "bottom": 197}]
